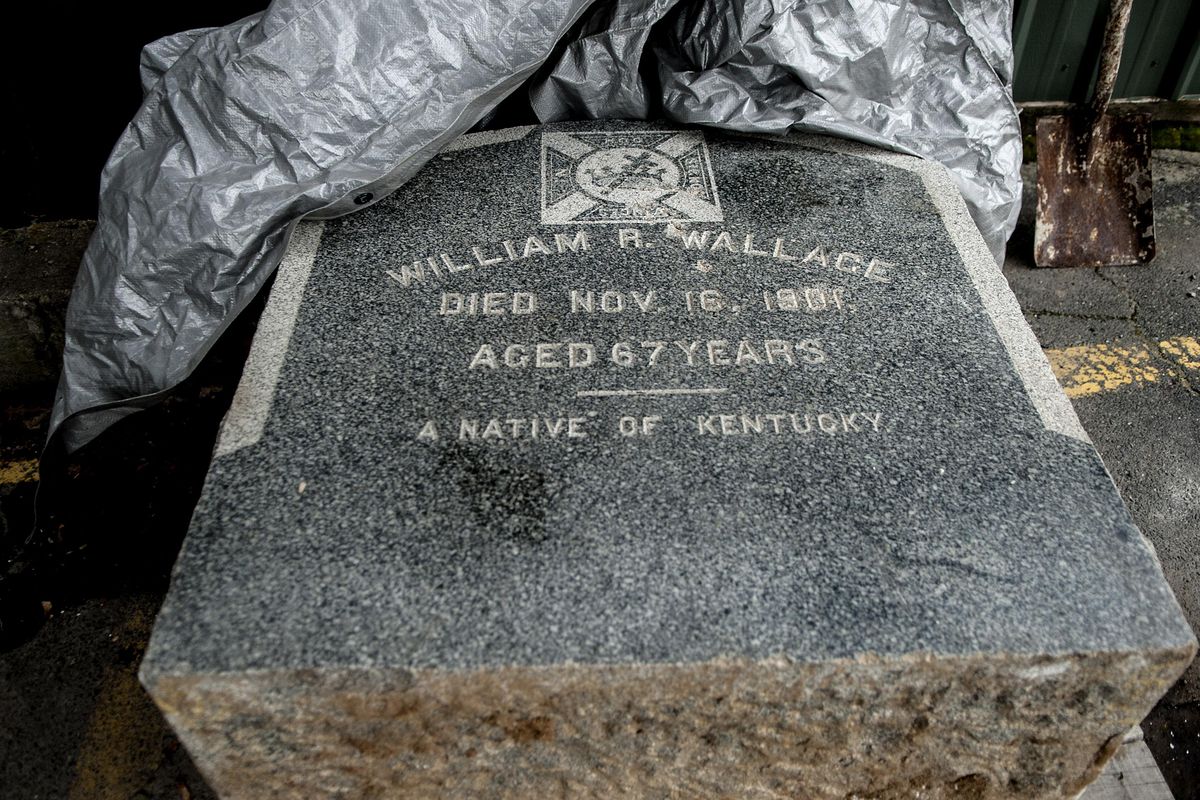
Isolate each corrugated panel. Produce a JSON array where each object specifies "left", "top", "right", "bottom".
[
  {"left": 1014, "top": 0, "right": 1106, "bottom": 101},
  {"left": 1014, "top": 0, "right": 1200, "bottom": 102},
  {"left": 1169, "top": 8, "right": 1200, "bottom": 98},
  {"left": 1116, "top": 0, "right": 1196, "bottom": 97}
]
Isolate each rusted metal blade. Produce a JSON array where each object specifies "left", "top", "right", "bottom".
[{"left": 1034, "top": 113, "right": 1155, "bottom": 268}]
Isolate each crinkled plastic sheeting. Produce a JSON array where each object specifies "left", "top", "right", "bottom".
[{"left": 51, "top": 0, "right": 1021, "bottom": 452}]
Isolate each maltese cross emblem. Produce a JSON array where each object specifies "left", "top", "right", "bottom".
[{"left": 541, "top": 130, "right": 723, "bottom": 225}]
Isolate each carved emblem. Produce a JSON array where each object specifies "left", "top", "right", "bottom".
[{"left": 541, "top": 130, "right": 723, "bottom": 225}]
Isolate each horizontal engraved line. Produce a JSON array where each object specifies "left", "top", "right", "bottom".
[{"left": 576, "top": 387, "right": 729, "bottom": 398}]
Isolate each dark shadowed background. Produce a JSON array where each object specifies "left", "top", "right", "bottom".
[{"left": 0, "top": 3, "right": 259, "bottom": 227}]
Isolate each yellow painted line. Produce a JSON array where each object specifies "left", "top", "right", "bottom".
[
  {"left": 0, "top": 458, "right": 39, "bottom": 485},
  {"left": 1045, "top": 335, "right": 1199, "bottom": 398},
  {"left": 1159, "top": 335, "right": 1200, "bottom": 370},
  {"left": 1045, "top": 342, "right": 1160, "bottom": 398},
  {"left": 69, "top": 609, "right": 159, "bottom": 800}
]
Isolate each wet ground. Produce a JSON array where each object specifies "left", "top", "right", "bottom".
[{"left": 0, "top": 153, "right": 1197, "bottom": 799}]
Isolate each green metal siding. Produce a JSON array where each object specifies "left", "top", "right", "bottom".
[
  {"left": 1169, "top": 10, "right": 1200, "bottom": 98},
  {"left": 1013, "top": 0, "right": 1200, "bottom": 101}
]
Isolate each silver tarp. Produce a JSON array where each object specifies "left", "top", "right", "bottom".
[{"left": 51, "top": 0, "right": 1021, "bottom": 452}]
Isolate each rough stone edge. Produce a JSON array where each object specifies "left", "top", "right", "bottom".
[
  {"left": 773, "top": 133, "right": 1090, "bottom": 444},
  {"left": 143, "top": 646, "right": 1195, "bottom": 800},
  {"left": 213, "top": 221, "right": 325, "bottom": 457}
]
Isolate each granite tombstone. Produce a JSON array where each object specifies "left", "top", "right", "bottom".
[{"left": 141, "top": 122, "right": 1195, "bottom": 799}]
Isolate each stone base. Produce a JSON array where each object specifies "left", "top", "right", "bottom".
[{"left": 145, "top": 647, "right": 1192, "bottom": 799}]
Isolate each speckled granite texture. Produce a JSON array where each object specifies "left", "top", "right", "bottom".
[{"left": 142, "top": 122, "right": 1195, "bottom": 799}]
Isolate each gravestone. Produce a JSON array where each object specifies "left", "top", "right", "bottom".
[{"left": 141, "top": 122, "right": 1195, "bottom": 799}]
